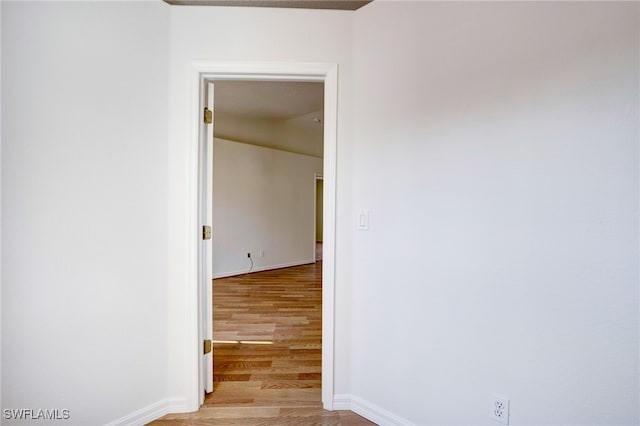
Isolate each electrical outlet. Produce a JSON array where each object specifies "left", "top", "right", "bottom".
[
  {"left": 247, "top": 252, "right": 251, "bottom": 258},
  {"left": 490, "top": 395, "right": 509, "bottom": 424}
]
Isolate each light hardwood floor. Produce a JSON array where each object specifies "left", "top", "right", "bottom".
[{"left": 149, "top": 262, "right": 376, "bottom": 425}]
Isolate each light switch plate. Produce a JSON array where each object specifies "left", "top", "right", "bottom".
[{"left": 358, "top": 210, "right": 369, "bottom": 230}]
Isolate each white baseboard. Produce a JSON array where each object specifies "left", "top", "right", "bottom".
[
  {"left": 213, "top": 259, "right": 316, "bottom": 279},
  {"left": 333, "top": 394, "right": 414, "bottom": 426},
  {"left": 333, "top": 394, "right": 352, "bottom": 410},
  {"left": 107, "top": 394, "right": 411, "bottom": 426},
  {"left": 105, "top": 397, "right": 187, "bottom": 426}
]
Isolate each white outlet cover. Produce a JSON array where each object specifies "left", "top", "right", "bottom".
[{"left": 490, "top": 395, "right": 509, "bottom": 425}]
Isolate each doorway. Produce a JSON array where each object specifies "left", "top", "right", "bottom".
[
  {"left": 207, "top": 80, "right": 324, "bottom": 406},
  {"left": 188, "top": 62, "right": 339, "bottom": 411}
]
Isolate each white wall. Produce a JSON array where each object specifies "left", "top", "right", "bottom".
[
  {"left": 1, "top": 2, "right": 170, "bottom": 424},
  {"left": 350, "top": 1, "right": 639, "bottom": 425},
  {"left": 212, "top": 138, "right": 322, "bottom": 277},
  {"left": 167, "top": 6, "right": 354, "bottom": 405}
]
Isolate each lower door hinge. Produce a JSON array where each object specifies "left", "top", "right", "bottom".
[{"left": 203, "top": 339, "right": 212, "bottom": 355}]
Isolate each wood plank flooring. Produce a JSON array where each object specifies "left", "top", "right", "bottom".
[{"left": 148, "top": 261, "right": 376, "bottom": 425}]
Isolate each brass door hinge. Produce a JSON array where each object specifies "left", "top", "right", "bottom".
[
  {"left": 203, "top": 339, "right": 212, "bottom": 355},
  {"left": 203, "top": 225, "right": 212, "bottom": 240},
  {"left": 203, "top": 107, "right": 212, "bottom": 124}
]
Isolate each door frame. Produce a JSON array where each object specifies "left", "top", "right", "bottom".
[{"left": 185, "top": 61, "right": 339, "bottom": 411}]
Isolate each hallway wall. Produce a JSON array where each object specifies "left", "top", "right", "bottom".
[
  {"left": 1, "top": 2, "right": 171, "bottom": 424},
  {"left": 350, "top": 2, "right": 639, "bottom": 424},
  {"left": 212, "top": 138, "right": 322, "bottom": 277}
]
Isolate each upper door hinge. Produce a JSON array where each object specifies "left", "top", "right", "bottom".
[
  {"left": 202, "top": 225, "right": 212, "bottom": 240},
  {"left": 203, "top": 339, "right": 212, "bottom": 355},
  {"left": 203, "top": 107, "right": 212, "bottom": 124}
]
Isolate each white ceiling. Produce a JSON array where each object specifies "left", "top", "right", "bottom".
[
  {"left": 213, "top": 81, "right": 323, "bottom": 120},
  {"left": 212, "top": 80, "right": 325, "bottom": 157}
]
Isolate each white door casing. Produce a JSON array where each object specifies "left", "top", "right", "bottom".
[{"left": 186, "top": 62, "right": 339, "bottom": 411}]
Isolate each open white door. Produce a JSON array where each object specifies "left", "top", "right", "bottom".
[{"left": 199, "top": 81, "right": 215, "bottom": 403}]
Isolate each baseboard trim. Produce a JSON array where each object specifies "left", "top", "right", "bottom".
[
  {"left": 105, "top": 397, "right": 187, "bottom": 426},
  {"left": 333, "top": 394, "right": 414, "bottom": 426},
  {"left": 213, "top": 259, "right": 315, "bottom": 279},
  {"left": 333, "top": 394, "right": 352, "bottom": 410}
]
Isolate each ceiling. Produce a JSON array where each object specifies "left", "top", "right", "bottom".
[
  {"left": 214, "top": 81, "right": 323, "bottom": 120},
  {"left": 164, "top": 0, "right": 372, "bottom": 10},
  {"left": 212, "top": 81, "right": 325, "bottom": 157}
]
